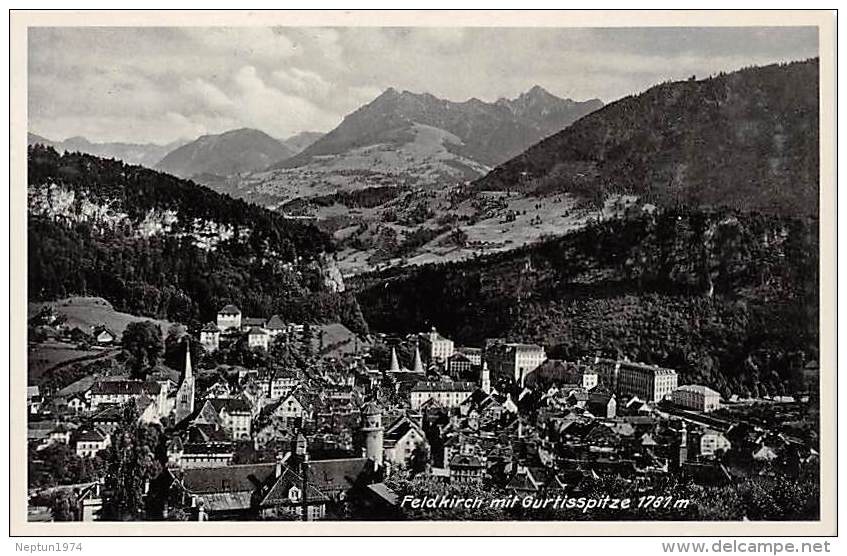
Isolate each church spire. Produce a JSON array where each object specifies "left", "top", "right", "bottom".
[
  {"left": 184, "top": 338, "right": 193, "bottom": 379},
  {"left": 175, "top": 338, "right": 196, "bottom": 423},
  {"left": 389, "top": 347, "right": 400, "bottom": 372},
  {"left": 413, "top": 346, "right": 424, "bottom": 373}
]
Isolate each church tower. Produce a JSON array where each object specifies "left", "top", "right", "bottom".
[
  {"left": 389, "top": 347, "right": 400, "bottom": 372},
  {"left": 481, "top": 361, "right": 491, "bottom": 394},
  {"left": 412, "top": 345, "right": 424, "bottom": 373},
  {"left": 174, "top": 339, "right": 195, "bottom": 423},
  {"left": 676, "top": 422, "right": 688, "bottom": 469},
  {"left": 361, "top": 401, "right": 384, "bottom": 467}
]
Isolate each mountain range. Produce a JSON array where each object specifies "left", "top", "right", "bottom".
[
  {"left": 28, "top": 60, "right": 819, "bottom": 277},
  {"left": 276, "top": 85, "right": 603, "bottom": 170},
  {"left": 27, "top": 133, "right": 188, "bottom": 168},
  {"left": 27, "top": 129, "right": 327, "bottom": 180},
  {"left": 476, "top": 59, "right": 819, "bottom": 217},
  {"left": 201, "top": 86, "right": 602, "bottom": 212}
]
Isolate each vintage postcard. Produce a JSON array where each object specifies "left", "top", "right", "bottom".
[{"left": 9, "top": 10, "right": 837, "bottom": 536}]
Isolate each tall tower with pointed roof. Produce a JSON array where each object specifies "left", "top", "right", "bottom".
[
  {"left": 174, "top": 339, "right": 195, "bottom": 423},
  {"left": 413, "top": 346, "right": 424, "bottom": 373},
  {"left": 389, "top": 347, "right": 400, "bottom": 372}
]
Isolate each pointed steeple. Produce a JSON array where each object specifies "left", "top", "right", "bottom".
[
  {"left": 184, "top": 339, "right": 193, "bottom": 379},
  {"left": 389, "top": 347, "right": 400, "bottom": 372},
  {"left": 413, "top": 346, "right": 424, "bottom": 373},
  {"left": 174, "top": 338, "right": 196, "bottom": 423}
]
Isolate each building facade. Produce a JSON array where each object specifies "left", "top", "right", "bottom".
[
  {"left": 594, "top": 358, "right": 679, "bottom": 402},
  {"left": 200, "top": 323, "right": 220, "bottom": 352},
  {"left": 673, "top": 385, "right": 721, "bottom": 412},
  {"left": 216, "top": 304, "right": 242, "bottom": 331},
  {"left": 485, "top": 342, "right": 547, "bottom": 385},
  {"left": 419, "top": 328, "right": 454, "bottom": 363},
  {"left": 410, "top": 381, "right": 476, "bottom": 410}
]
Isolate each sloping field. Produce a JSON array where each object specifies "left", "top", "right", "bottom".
[{"left": 28, "top": 296, "right": 172, "bottom": 337}]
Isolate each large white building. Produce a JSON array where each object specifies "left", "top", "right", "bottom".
[
  {"left": 216, "top": 304, "right": 242, "bottom": 331},
  {"left": 673, "top": 384, "right": 721, "bottom": 412},
  {"left": 89, "top": 380, "right": 165, "bottom": 414},
  {"left": 485, "top": 342, "right": 547, "bottom": 385},
  {"left": 247, "top": 327, "right": 269, "bottom": 350},
  {"left": 593, "top": 358, "right": 678, "bottom": 402},
  {"left": 410, "top": 381, "right": 476, "bottom": 409},
  {"left": 419, "top": 328, "right": 454, "bottom": 363}
]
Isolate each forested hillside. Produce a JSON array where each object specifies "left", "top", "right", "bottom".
[
  {"left": 475, "top": 59, "right": 819, "bottom": 217},
  {"left": 28, "top": 146, "right": 367, "bottom": 333},
  {"left": 354, "top": 209, "right": 818, "bottom": 397}
]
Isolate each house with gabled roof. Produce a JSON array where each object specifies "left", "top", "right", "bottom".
[
  {"left": 199, "top": 322, "right": 220, "bottom": 353},
  {"left": 92, "top": 325, "right": 117, "bottom": 345},
  {"left": 383, "top": 415, "right": 427, "bottom": 468},
  {"left": 241, "top": 317, "right": 267, "bottom": 333},
  {"left": 74, "top": 428, "right": 110, "bottom": 458},
  {"left": 265, "top": 314, "right": 287, "bottom": 337},
  {"left": 448, "top": 452, "right": 485, "bottom": 484},
  {"left": 216, "top": 304, "right": 242, "bottom": 332},
  {"left": 204, "top": 398, "right": 252, "bottom": 440},
  {"left": 247, "top": 326, "right": 269, "bottom": 350}
]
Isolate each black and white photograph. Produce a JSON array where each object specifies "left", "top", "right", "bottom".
[{"left": 10, "top": 9, "right": 837, "bottom": 536}]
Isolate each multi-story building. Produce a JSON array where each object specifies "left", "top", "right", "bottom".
[
  {"left": 525, "top": 359, "right": 598, "bottom": 390},
  {"left": 409, "top": 381, "right": 476, "bottom": 410},
  {"left": 207, "top": 398, "right": 253, "bottom": 440},
  {"left": 382, "top": 416, "right": 428, "bottom": 468},
  {"left": 89, "top": 380, "right": 165, "bottom": 413},
  {"left": 419, "top": 327, "right": 454, "bottom": 363},
  {"left": 74, "top": 429, "right": 110, "bottom": 458},
  {"left": 200, "top": 322, "right": 220, "bottom": 352},
  {"left": 247, "top": 327, "right": 269, "bottom": 350},
  {"left": 447, "top": 352, "right": 474, "bottom": 376},
  {"left": 699, "top": 430, "right": 732, "bottom": 457},
  {"left": 485, "top": 342, "right": 547, "bottom": 385},
  {"left": 672, "top": 385, "right": 721, "bottom": 412},
  {"left": 216, "top": 304, "right": 242, "bottom": 331},
  {"left": 607, "top": 360, "right": 678, "bottom": 402},
  {"left": 259, "top": 370, "right": 300, "bottom": 400},
  {"left": 455, "top": 346, "right": 482, "bottom": 366}
]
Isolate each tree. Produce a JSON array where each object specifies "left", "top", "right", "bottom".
[
  {"left": 409, "top": 443, "right": 430, "bottom": 475},
  {"left": 122, "top": 321, "right": 163, "bottom": 379},
  {"left": 101, "top": 403, "right": 164, "bottom": 520}
]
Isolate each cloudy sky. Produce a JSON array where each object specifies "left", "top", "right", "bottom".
[{"left": 29, "top": 26, "right": 818, "bottom": 145}]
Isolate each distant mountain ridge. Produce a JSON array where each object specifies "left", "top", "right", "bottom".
[
  {"left": 274, "top": 86, "right": 603, "bottom": 171},
  {"left": 27, "top": 132, "right": 186, "bottom": 168},
  {"left": 281, "top": 131, "right": 325, "bottom": 155},
  {"left": 475, "top": 59, "right": 820, "bottom": 217},
  {"left": 156, "top": 128, "right": 295, "bottom": 179}
]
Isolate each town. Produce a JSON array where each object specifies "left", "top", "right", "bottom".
[{"left": 26, "top": 301, "right": 820, "bottom": 521}]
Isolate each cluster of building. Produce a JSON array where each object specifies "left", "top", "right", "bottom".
[{"left": 28, "top": 313, "right": 818, "bottom": 522}]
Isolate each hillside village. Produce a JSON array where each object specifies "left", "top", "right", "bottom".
[{"left": 27, "top": 300, "right": 819, "bottom": 521}]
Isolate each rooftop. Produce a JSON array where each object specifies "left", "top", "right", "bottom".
[{"left": 411, "top": 381, "right": 476, "bottom": 393}]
